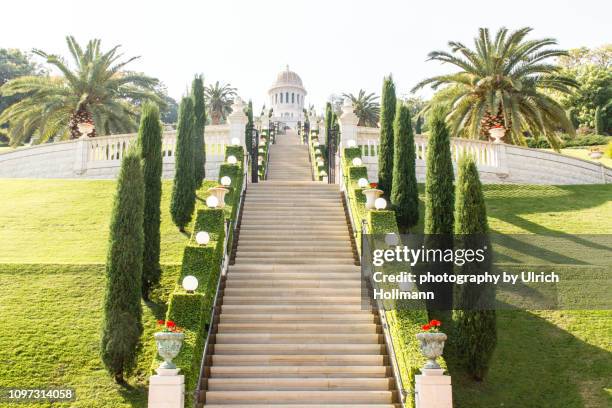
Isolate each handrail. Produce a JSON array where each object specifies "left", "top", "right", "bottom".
[
  {"left": 263, "top": 139, "right": 271, "bottom": 181},
  {"left": 193, "top": 156, "right": 248, "bottom": 407},
  {"left": 360, "top": 219, "right": 408, "bottom": 406}
]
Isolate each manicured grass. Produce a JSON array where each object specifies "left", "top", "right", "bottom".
[
  {"left": 542, "top": 146, "right": 612, "bottom": 168},
  {"left": 0, "top": 263, "right": 180, "bottom": 408},
  {"left": 449, "top": 310, "right": 612, "bottom": 408},
  {"left": 0, "top": 179, "right": 188, "bottom": 264}
]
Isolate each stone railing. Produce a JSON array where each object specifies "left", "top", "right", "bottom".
[
  {"left": 339, "top": 100, "right": 611, "bottom": 185},
  {"left": 0, "top": 99, "right": 249, "bottom": 179}
]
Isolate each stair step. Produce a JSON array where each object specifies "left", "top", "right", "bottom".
[
  {"left": 214, "top": 344, "right": 384, "bottom": 355},
  {"left": 219, "top": 313, "right": 375, "bottom": 322},
  {"left": 207, "top": 377, "right": 392, "bottom": 390},
  {"left": 204, "top": 405, "right": 395, "bottom": 408},
  {"left": 214, "top": 333, "right": 382, "bottom": 344},
  {"left": 233, "top": 258, "right": 355, "bottom": 265},
  {"left": 204, "top": 390, "right": 393, "bottom": 403},
  {"left": 212, "top": 354, "right": 385, "bottom": 366},
  {"left": 216, "top": 323, "right": 378, "bottom": 333},
  {"left": 224, "top": 280, "right": 361, "bottom": 288},
  {"left": 228, "top": 273, "right": 361, "bottom": 281},
  {"left": 222, "top": 296, "right": 370, "bottom": 305},
  {"left": 234, "top": 251, "right": 354, "bottom": 258},
  {"left": 220, "top": 305, "right": 372, "bottom": 313},
  {"left": 228, "top": 265, "right": 360, "bottom": 273},
  {"left": 209, "top": 365, "right": 390, "bottom": 378}
]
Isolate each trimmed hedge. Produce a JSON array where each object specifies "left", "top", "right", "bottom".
[
  {"left": 341, "top": 147, "right": 444, "bottom": 408},
  {"left": 151, "top": 145, "right": 245, "bottom": 406},
  {"left": 309, "top": 131, "right": 326, "bottom": 180}
]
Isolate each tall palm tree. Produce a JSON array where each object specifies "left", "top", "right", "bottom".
[
  {"left": 205, "top": 81, "right": 237, "bottom": 125},
  {"left": 342, "top": 89, "right": 380, "bottom": 127},
  {"left": 412, "top": 27, "right": 577, "bottom": 149},
  {"left": 0, "top": 36, "right": 161, "bottom": 145}
]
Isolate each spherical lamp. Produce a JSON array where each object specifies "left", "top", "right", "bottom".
[
  {"left": 182, "top": 275, "right": 199, "bottom": 293},
  {"left": 206, "top": 195, "right": 219, "bottom": 208},
  {"left": 352, "top": 157, "right": 363, "bottom": 166},
  {"left": 227, "top": 155, "right": 237, "bottom": 165},
  {"left": 358, "top": 178, "right": 369, "bottom": 188},
  {"left": 221, "top": 176, "right": 231, "bottom": 186},
  {"left": 195, "top": 231, "right": 210, "bottom": 245},
  {"left": 374, "top": 197, "right": 387, "bottom": 210}
]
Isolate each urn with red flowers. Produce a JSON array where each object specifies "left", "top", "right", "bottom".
[
  {"left": 154, "top": 320, "right": 185, "bottom": 370},
  {"left": 416, "top": 319, "right": 447, "bottom": 369}
]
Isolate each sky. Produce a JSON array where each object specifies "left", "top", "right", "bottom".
[{"left": 2, "top": 0, "right": 611, "bottom": 115}]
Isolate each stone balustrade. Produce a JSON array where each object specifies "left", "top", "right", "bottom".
[
  {"left": 337, "top": 101, "right": 610, "bottom": 185},
  {"left": 0, "top": 99, "right": 249, "bottom": 179}
]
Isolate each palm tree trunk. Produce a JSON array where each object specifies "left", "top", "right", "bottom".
[
  {"left": 69, "top": 105, "right": 96, "bottom": 139},
  {"left": 211, "top": 111, "right": 221, "bottom": 125},
  {"left": 480, "top": 106, "right": 509, "bottom": 140}
]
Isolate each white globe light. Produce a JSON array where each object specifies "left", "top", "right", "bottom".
[
  {"left": 221, "top": 176, "right": 231, "bottom": 186},
  {"left": 231, "top": 137, "right": 240, "bottom": 146},
  {"left": 317, "top": 158, "right": 324, "bottom": 165},
  {"left": 227, "top": 155, "right": 237, "bottom": 165},
  {"left": 352, "top": 157, "right": 363, "bottom": 166},
  {"left": 315, "top": 149, "right": 321, "bottom": 155},
  {"left": 182, "top": 275, "right": 199, "bottom": 292},
  {"left": 206, "top": 195, "right": 219, "bottom": 208},
  {"left": 258, "top": 157, "right": 263, "bottom": 165},
  {"left": 374, "top": 197, "right": 387, "bottom": 210},
  {"left": 313, "top": 141, "right": 320, "bottom": 147},
  {"left": 347, "top": 140, "right": 357, "bottom": 148},
  {"left": 358, "top": 178, "right": 369, "bottom": 188},
  {"left": 195, "top": 231, "right": 210, "bottom": 245},
  {"left": 320, "top": 170, "right": 327, "bottom": 176},
  {"left": 385, "top": 233, "right": 400, "bottom": 246},
  {"left": 259, "top": 148, "right": 264, "bottom": 153}
]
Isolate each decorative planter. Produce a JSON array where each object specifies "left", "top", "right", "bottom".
[
  {"left": 154, "top": 331, "right": 185, "bottom": 370},
  {"left": 416, "top": 332, "right": 447, "bottom": 369},
  {"left": 207, "top": 187, "right": 229, "bottom": 209},
  {"left": 362, "top": 188, "right": 384, "bottom": 210},
  {"left": 589, "top": 150, "right": 603, "bottom": 159},
  {"left": 489, "top": 127, "right": 505, "bottom": 144}
]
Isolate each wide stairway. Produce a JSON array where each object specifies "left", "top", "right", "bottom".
[{"left": 200, "top": 130, "right": 399, "bottom": 407}]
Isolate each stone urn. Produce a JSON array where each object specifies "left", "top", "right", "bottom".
[
  {"left": 489, "top": 127, "right": 505, "bottom": 144},
  {"left": 154, "top": 331, "right": 185, "bottom": 370},
  {"left": 363, "top": 188, "right": 384, "bottom": 210},
  {"left": 416, "top": 332, "right": 447, "bottom": 369},
  {"left": 589, "top": 150, "right": 603, "bottom": 159},
  {"left": 207, "top": 187, "right": 229, "bottom": 209}
]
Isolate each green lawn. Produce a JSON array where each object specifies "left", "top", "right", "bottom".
[
  {"left": 0, "top": 179, "right": 187, "bottom": 264},
  {"left": 0, "top": 263, "right": 180, "bottom": 408},
  {"left": 0, "top": 179, "right": 610, "bottom": 407}
]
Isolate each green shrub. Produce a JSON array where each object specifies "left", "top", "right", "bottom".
[
  {"left": 378, "top": 75, "right": 396, "bottom": 195},
  {"left": 100, "top": 149, "right": 145, "bottom": 384},
  {"left": 367, "top": 210, "right": 399, "bottom": 234},
  {"left": 225, "top": 145, "right": 245, "bottom": 163},
  {"left": 170, "top": 97, "right": 197, "bottom": 231},
  {"left": 137, "top": 102, "right": 163, "bottom": 299}
]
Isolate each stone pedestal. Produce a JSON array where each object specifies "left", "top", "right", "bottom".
[
  {"left": 415, "top": 368, "right": 453, "bottom": 408},
  {"left": 339, "top": 99, "right": 359, "bottom": 148},
  {"left": 227, "top": 97, "right": 248, "bottom": 150},
  {"left": 148, "top": 373, "right": 184, "bottom": 408}
]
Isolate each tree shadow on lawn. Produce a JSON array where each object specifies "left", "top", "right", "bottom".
[{"left": 446, "top": 308, "right": 612, "bottom": 408}]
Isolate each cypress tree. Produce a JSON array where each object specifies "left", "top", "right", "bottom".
[
  {"left": 100, "top": 148, "right": 145, "bottom": 384},
  {"left": 324, "top": 102, "right": 333, "bottom": 135},
  {"left": 378, "top": 75, "right": 396, "bottom": 196},
  {"left": 137, "top": 102, "right": 163, "bottom": 300},
  {"left": 391, "top": 102, "right": 419, "bottom": 232},
  {"left": 594, "top": 106, "right": 604, "bottom": 135},
  {"left": 423, "top": 105, "right": 454, "bottom": 315},
  {"left": 170, "top": 97, "right": 196, "bottom": 232},
  {"left": 424, "top": 105, "right": 454, "bottom": 235},
  {"left": 245, "top": 100, "right": 254, "bottom": 154},
  {"left": 191, "top": 75, "right": 206, "bottom": 188},
  {"left": 454, "top": 155, "right": 497, "bottom": 381}
]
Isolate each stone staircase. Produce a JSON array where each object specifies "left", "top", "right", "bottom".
[{"left": 199, "top": 130, "right": 399, "bottom": 407}]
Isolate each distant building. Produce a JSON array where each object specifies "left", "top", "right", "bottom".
[{"left": 268, "top": 65, "right": 306, "bottom": 129}]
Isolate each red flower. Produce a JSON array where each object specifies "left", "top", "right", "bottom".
[
  {"left": 166, "top": 321, "right": 176, "bottom": 328},
  {"left": 157, "top": 320, "right": 165, "bottom": 325},
  {"left": 370, "top": 182, "right": 378, "bottom": 188},
  {"left": 430, "top": 319, "right": 441, "bottom": 327},
  {"left": 422, "top": 324, "right": 431, "bottom": 331}
]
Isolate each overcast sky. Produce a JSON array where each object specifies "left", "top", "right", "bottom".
[{"left": 2, "top": 0, "right": 610, "bottom": 114}]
